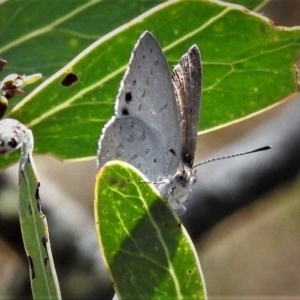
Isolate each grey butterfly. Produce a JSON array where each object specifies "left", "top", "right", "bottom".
[{"left": 97, "top": 31, "right": 202, "bottom": 214}]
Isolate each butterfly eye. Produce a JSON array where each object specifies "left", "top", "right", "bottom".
[{"left": 174, "top": 170, "right": 186, "bottom": 184}]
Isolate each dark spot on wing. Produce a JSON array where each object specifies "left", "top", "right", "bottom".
[
  {"left": 132, "top": 79, "right": 137, "bottom": 86},
  {"left": 169, "top": 148, "right": 177, "bottom": 156},
  {"left": 125, "top": 91, "right": 132, "bottom": 103},
  {"left": 159, "top": 102, "right": 168, "bottom": 112},
  {"left": 61, "top": 72, "right": 78, "bottom": 87},
  {"left": 154, "top": 60, "right": 159, "bottom": 66},
  {"left": 150, "top": 48, "right": 153, "bottom": 53},
  {"left": 130, "top": 153, "right": 138, "bottom": 161},
  {"left": 121, "top": 107, "right": 129, "bottom": 115},
  {"left": 153, "top": 158, "right": 157, "bottom": 163}
]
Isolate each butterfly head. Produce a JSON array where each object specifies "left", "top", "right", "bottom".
[{"left": 173, "top": 167, "right": 197, "bottom": 189}]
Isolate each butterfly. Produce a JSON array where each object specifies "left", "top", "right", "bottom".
[{"left": 97, "top": 31, "right": 201, "bottom": 214}]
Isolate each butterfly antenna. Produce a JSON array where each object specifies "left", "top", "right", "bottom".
[{"left": 193, "top": 145, "right": 271, "bottom": 168}]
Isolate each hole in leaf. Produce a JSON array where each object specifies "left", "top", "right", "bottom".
[{"left": 61, "top": 72, "right": 78, "bottom": 87}]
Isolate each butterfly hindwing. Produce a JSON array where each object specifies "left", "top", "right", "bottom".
[{"left": 171, "top": 45, "right": 202, "bottom": 168}]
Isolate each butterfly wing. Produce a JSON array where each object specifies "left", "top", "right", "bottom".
[
  {"left": 171, "top": 45, "right": 202, "bottom": 168},
  {"left": 97, "top": 31, "right": 181, "bottom": 180}
]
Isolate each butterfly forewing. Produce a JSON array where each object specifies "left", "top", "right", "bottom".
[{"left": 98, "top": 31, "right": 182, "bottom": 179}]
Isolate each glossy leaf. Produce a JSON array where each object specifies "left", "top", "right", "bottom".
[
  {"left": 0, "top": 0, "right": 299, "bottom": 170},
  {"left": 95, "top": 161, "right": 207, "bottom": 299}
]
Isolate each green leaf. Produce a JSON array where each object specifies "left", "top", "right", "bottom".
[
  {"left": 19, "top": 131, "right": 61, "bottom": 299},
  {"left": 0, "top": 0, "right": 162, "bottom": 78},
  {"left": 223, "top": 0, "right": 269, "bottom": 10},
  {"left": 1, "top": 0, "right": 300, "bottom": 170},
  {"left": 95, "top": 160, "right": 207, "bottom": 300}
]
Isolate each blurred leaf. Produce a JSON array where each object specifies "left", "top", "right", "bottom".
[
  {"left": 0, "top": 0, "right": 300, "bottom": 170},
  {"left": 95, "top": 160, "right": 207, "bottom": 299},
  {"left": 19, "top": 130, "right": 61, "bottom": 299}
]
